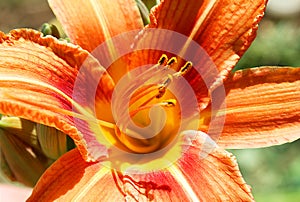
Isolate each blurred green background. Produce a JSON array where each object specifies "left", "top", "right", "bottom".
[{"left": 0, "top": 0, "right": 300, "bottom": 201}]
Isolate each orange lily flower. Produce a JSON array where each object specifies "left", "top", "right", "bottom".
[{"left": 0, "top": 0, "right": 299, "bottom": 201}]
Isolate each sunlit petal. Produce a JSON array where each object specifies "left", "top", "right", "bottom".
[
  {"left": 210, "top": 67, "right": 300, "bottom": 148},
  {"left": 0, "top": 29, "right": 114, "bottom": 161},
  {"left": 128, "top": 0, "right": 267, "bottom": 109},
  {"left": 28, "top": 149, "right": 122, "bottom": 201},
  {"left": 172, "top": 130, "right": 254, "bottom": 201},
  {"left": 28, "top": 131, "right": 253, "bottom": 201},
  {"left": 48, "top": 0, "right": 143, "bottom": 52},
  {"left": 193, "top": 0, "right": 268, "bottom": 79}
]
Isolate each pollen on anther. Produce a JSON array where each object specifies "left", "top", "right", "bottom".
[
  {"left": 162, "top": 99, "right": 177, "bottom": 107},
  {"left": 179, "top": 61, "right": 193, "bottom": 76},
  {"left": 158, "top": 54, "right": 168, "bottom": 65},
  {"left": 167, "top": 57, "right": 177, "bottom": 66}
]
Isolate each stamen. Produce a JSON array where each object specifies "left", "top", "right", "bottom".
[
  {"left": 129, "top": 85, "right": 158, "bottom": 105},
  {"left": 118, "top": 93, "right": 158, "bottom": 124},
  {"left": 166, "top": 57, "right": 177, "bottom": 66},
  {"left": 179, "top": 61, "right": 193, "bottom": 76},
  {"left": 156, "top": 75, "right": 173, "bottom": 98},
  {"left": 119, "top": 55, "right": 191, "bottom": 130},
  {"left": 158, "top": 54, "right": 168, "bottom": 65},
  {"left": 174, "top": 61, "right": 193, "bottom": 77},
  {"left": 125, "top": 54, "right": 169, "bottom": 91},
  {"left": 127, "top": 57, "right": 192, "bottom": 116},
  {"left": 129, "top": 99, "right": 176, "bottom": 118},
  {"left": 158, "top": 55, "right": 177, "bottom": 68},
  {"left": 161, "top": 99, "right": 177, "bottom": 107}
]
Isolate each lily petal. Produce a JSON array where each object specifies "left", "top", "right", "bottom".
[
  {"left": 139, "top": 0, "right": 267, "bottom": 73},
  {"left": 216, "top": 67, "right": 300, "bottom": 148},
  {"left": 48, "top": 0, "right": 143, "bottom": 52},
  {"left": 192, "top": 0, "right": 267, "bottom": 84},
  {"left": 128, "top": 0, "right": 206, "bottom": 69},
  {"left": 148, "top": 0, "right": 205, "bottom": 35},
  {"left": 128, "top": 0, "right": 267, "bottom": 109},
  {"left": 174, "top": 130, "right": 253, "bottom": 201},
  {"left": 187, "top": 0, "right": 268, "bottom": 106},
  {"left": 28, "top": 149, "right": 123, "bottom": 201},
  {"left": 0, "top": 29, "right": 114, "bottom": 161},
  {"left": 28, "top": 132, "right": 253, "bottom": 201}
]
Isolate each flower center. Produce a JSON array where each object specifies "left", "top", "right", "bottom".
[{"left": 110, "top": 55, "right": 193, "bottom": 154}]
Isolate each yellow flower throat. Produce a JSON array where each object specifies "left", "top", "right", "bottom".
[{"left": 101, "top": 55, "right": 192, "bottom": 154}]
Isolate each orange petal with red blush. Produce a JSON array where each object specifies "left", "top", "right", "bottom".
[
  {"left": 48, "top": 0, "right": 143, "bottom": 52},
  {"left": 128, "top": 0, "right": 267, "bottom": 109},
  {"left": 193, "top": 0, "right": 267, "bottom": 72},
  {"left": 0, "top": 29, "right": 114, "bottom": 161},
  {"left": 28, "top": 131, "right": 253, "bottom": 201},
  {"left": 216, "top": 67, "right": 300, "bottom": 148},
  {"left": 128, "top": 0, "right": 206, "bottom": 69}
]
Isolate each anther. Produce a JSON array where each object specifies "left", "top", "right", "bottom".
[
  {"left": 179, "top": 61, "right": 193, "bottom": 75},
  {"left": 180, "top": 61, "right": 193, "bottom": 75},
  {"left": 167, "top": 57, "right": 177, "bottom": 66},
  {"left": 158, "top": 54, "right": 168, "bottom": 65},
  {"left": 174, "top": 61, "right": 193, "bottom": 77},
  {"left": 161, "top": 99, "right": 177, "bottom": 107}
]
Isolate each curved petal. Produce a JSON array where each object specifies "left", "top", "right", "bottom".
[
  {"left": 174, "top": 130, "right": 253, "bottom": 201},
  {"left": 192, "top": 0, "right": 268, "bottom": 88},
  {"left": 146, "top": 0, "right": 267, "bottom": 79},
  {"left": 0, "top": 29, "right": 114, "bottom": 161},
  {"left": 128, "top": 0, "right": 267, "bottom": 108},
  {"left": 48, "top": 0, "right": 143, "bottom": 53},
  {"left": 128, "top": 0, "right": 207, "bottom": 70},
  {"left": 28, "top": 149, "right": 124, "bottom": 201},
  {"left": 28, "top": 132, "right": 253, "bottom": 201},
  {"left": 148, "top": 0, "right": 205, "bottom": 35},
  {"left": 215, "top": 67, "right": 300, "bottom": 148}
]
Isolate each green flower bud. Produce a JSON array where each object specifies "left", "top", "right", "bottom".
[
  {"left": 40, "top": 23, "right": 60, "bottom": 39},
  {"left": 36, "top": 124, "right": 68, "bottom": 160}
]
